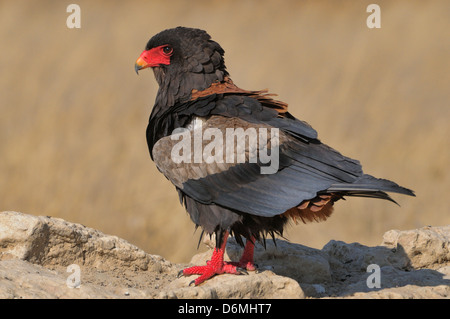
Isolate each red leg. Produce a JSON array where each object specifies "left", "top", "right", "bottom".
[
  {"left": 228, "top": 237, "right": 257, "bottom": 271},
  {"left": 179, "top": 231, "right": 247, "bottom": 286}
]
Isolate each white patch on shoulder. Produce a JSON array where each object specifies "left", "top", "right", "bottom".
[{"left": 185, "top": 116, "right": 206, "bottom": 131}]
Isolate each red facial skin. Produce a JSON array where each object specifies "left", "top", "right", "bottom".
[{"left": 135, "top": 44, "right": 173, "bottom": 72}]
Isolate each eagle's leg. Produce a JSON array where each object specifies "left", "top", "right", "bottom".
[
  {"left": 227, "top": 237, "right": 257, "bottom": 271},
  {"left": 178, "top": 231, "right": 248, "bottom": 286}
]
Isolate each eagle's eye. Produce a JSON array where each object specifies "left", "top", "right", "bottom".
[{"left": 162, "top": 45, "right": 173, "bottom": 56}]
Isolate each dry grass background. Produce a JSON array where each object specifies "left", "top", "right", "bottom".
[{"left": 0, "top": 0, "right": 448, "bottom": 263}]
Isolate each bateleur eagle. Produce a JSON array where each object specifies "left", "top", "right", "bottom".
[{"left": 135, "top": 27, "right": 414, "bottom": 286}]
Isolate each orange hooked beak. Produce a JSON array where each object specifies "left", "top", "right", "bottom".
[{"left": 135, "top": 53, "right": 151, "bottom": 74}]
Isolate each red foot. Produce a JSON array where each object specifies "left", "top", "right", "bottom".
[
  {"left": 178, "top": 233, "right": 255, "bottom": 286},
  {"left": 180, "top": 258, "right": 246, "bottom": 286},
  {"left": 227, "top": 237, "right": 257, "bottom": 271}
]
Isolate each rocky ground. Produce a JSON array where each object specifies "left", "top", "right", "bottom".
[{"left": 0, "top": 211, "right": 448, "bottom": 299}]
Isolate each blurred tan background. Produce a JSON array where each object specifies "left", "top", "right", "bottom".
[{"left": 0, "top": 0, "right": 448, "bottom": 263}]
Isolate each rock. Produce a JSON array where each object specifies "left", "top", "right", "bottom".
[
  {"left": 0, "top": 211, "right": 449, "bottom": 299},
  {"left": 348, "top": 284, "right": 450, "bottom": 299},
  {"left": 320, "top": 226, "right": 450, "bottom": 298},
  {"left": 0, "top": 211, "right": 167, "bottom": 272},
  {"left": 197, "top": 235, "right": 331, "bottom": 284},
  {"left": 381, "top": 226, "right": 450, "bottom": 269},
  {"left": 0, "top": 211, "right": 304, "bottom": 298},
  {"left": 0, "top": 259, "right": 129, "bottom": 298},
  {"left": 193, "top": 226, "right": 449, "bottom": 298},
  {"left": 159, "top": 271, "right": 304, "bottom": 299},
  {"left": 0, "top": 211, "right": 179, "bottom": 298}
]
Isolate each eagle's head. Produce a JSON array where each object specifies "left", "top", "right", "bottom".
[{"left": 135, "top": 27, "right": 228, "bottom": 107}]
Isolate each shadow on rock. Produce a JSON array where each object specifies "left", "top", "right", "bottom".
[{"left": 218, "top": 226, "right": 450, "bottom": 298}]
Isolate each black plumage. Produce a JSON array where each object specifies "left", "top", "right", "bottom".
[{"left": 135, "top": 27, "right": 415, "bottom": 285}]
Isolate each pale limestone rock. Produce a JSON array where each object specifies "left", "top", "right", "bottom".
[
  {"left": 382, "top": 226, "right": 450, "bottom": 269},
  {"left": 159, "top": 270, "right": 304, "bottom": 299},
  {"left": 0, "top": 211, "right": 449, "bottom": 299}
]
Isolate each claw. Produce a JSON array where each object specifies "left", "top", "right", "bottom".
[
  {"left": 236, "top": 267, "right": 248, "bottom": 275},
  {"left": 253, "top": 264, "right": 260, "bottom": 273},
  {"left": 175, "top": 232, "right": 259, "bottom": 286}
]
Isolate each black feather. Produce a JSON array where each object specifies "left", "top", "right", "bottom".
[{"left": 141, "top": 27, "right": 414, "bottom": 248}]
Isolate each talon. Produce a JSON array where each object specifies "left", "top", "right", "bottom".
[
  {"left": 175, "top": 232, "right": 258, "bottom": 286},
  {"left": 237, "top": 267, "right": 248, "bottom": 275}
]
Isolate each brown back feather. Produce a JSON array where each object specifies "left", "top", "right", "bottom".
[{"left": 191, "top": 77, "right": 289, "bottom": 116}]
